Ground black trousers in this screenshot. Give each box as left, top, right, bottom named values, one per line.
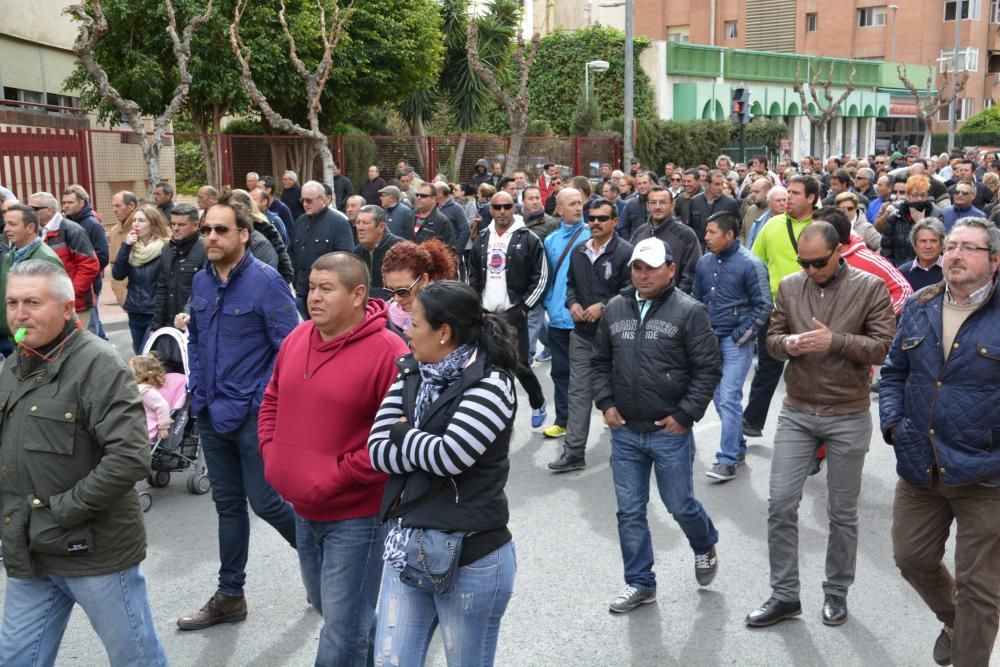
left=743, top=320, right=785, bottom=431
left=500, top=305, right=546, bottom=410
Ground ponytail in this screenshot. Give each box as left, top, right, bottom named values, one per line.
left=478, top=312, right=518, bottom=372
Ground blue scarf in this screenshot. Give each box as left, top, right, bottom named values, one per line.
left=11, top=238, right=41, bottom=265
left=414, top=344, right=475, bottom=428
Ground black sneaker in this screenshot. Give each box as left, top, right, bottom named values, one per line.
left=706, top=463, right=736, bottom=481
left=548, top=453, right=586, bottom=473
left=694, top=546, right=718, bottom=585
left=742, top=421, right=763, bottom=438
left=608, top=585, right=656, bottom=613
left=933, top=625, right=953, bottom=665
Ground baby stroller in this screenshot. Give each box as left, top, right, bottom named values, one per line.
left=138, top=327, right=210, bottom=513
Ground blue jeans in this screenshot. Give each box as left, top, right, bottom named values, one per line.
left=87, top=300, right=108, bottom=340
left=198, top=409, right=297, bottom=597
left=548, top=327, right=572, bottom=426
left=0, top=564, right=167, bottom=667
left=296, top=514, right=385, bottom=667
left=526, top=302, right=547, bottom=361
left=126, top=311, right=153, bottom=355
left=374, top=541, right=516, bottom=667
left=610, top=427, right=719, bottom=591
left=713, top=336, right=754, bottom=466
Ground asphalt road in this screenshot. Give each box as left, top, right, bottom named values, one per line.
left=6, top=328, right=989, bottom=666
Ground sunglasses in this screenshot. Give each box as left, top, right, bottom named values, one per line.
left=671, top=177, right=682, bottom=182
left=300, top=197, right=318, bottom=205
left=200, top=224, right=237, bottom=236
left=797, top=252, right=834, bottom=269
left=956, top=190, right=974, bottom=196
left=387, top=275, right=421, bottom=299
left=589, top=214, right=614, bottom=222
left=490, top=203, right=514, bottom=210
left=415, top=193, right=433, bottom=199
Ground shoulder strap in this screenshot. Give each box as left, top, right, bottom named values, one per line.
left=553, top=225, right=586, bottom=278
left=785, top=214, right=798, bottom=255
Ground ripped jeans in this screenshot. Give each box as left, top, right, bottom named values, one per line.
left=373, top=540, right=516, bottom=667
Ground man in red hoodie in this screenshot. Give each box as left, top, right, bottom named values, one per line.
left=259, top=251, right=407, bottom=667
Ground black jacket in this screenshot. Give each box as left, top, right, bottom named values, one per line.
left=686, top=193, right=739, bottom=249
left=406, top=207, right=455, bottom=248
left=353, top=232, right=403, bottom=301
left=565, top=235, right=634, bottom=339
left=469, top=224, right=547, bottom=310
left=629, top=215, right=702, bottom=294
left=619, top=194, right=648, bottom=240
left=111, top=242, right=162, bottom=316
left=291, top=208, right=356, bottom=297
left=592, top=285, right=721, bottom=432
left=281, top=183, right=305, bottom=221
left=380, top=353, right=513, bottom=565
left=67, top=202, right=109, bottom=293
left=253, top=219, right=293, bottom=282
left=333, top=174, right=353, bottom=211
left=360, top=177, right=386, bottom=206
left=674, top=187, right=703, bottom=227
left=880, top=201, right=944, bottom=266
left=438, top=197, right=471, bottom=253
left=151, top=234, right=206, bottom=330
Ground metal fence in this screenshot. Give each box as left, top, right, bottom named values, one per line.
left=0, top=126, right=619, bottom=216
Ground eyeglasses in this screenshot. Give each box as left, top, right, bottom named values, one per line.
left=839, top=206, right=857, bottom=213
left=387, top=275, right=421, bottom=299
left=490, top=203, right=514, bottom=211
left=301, top=197, right=318, bottom=205
left=200, top=224, right=237, bottom=237
left=671, top=177, right=682, bottom=182
left=944, top=243, right=991, bottom=255
left=796, top=252, right=834, bottom=269
left=415, top=193, right=433, bottom=199
left=589, top=214, right=614, bottom=222
left=955, top=190, right=974, bottom=196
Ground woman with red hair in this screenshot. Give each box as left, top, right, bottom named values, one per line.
left=381, top=239, right=456, bottom=332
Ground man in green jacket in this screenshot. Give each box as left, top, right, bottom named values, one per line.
left=0, top=204, right=65, bottom=355
left=0, top=259, right=167, bottom=666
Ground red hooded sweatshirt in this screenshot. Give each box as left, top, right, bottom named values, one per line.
left=258, top=299, right=409, bottom=521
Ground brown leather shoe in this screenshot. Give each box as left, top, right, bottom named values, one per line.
left=176, top=593, right=247, bottom=631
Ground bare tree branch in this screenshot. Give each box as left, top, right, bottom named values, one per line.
left=792, top=60, right=856, bottom=157
left=897, top=63, right=969, bottom=154
left=67, top=0, right=211, bottom=188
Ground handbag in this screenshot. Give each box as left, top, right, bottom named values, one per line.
left=384, top=476, right=465, bottom=595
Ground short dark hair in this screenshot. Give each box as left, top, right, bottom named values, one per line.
left=788, top=175, right=821, bottom=205
left=498, top=176, right=516, bottom=190
left=522, top=185, right=541, bottom=198
left=213, top=190, right=255, bottom=241
left=154, top=181, right=175, bottom=196
left=588, top=197, right=618, bottom=219
left=601, top=181, right=620, bottom=195
left=260, top=175, right=276, bottom=193
left=570, top=176, right=591, bottom=197
left=811, top=206, right=851, bottom=245
left=171, top=203, right=200, bottom=222
left=832, top=169, right=853, bottom=187
left=4, top=203, right=40, bottom=233
left=322, top=183, right=333, bottom=198
left=310, top=251, right=370, bottom=304
left=683, top=168, right=700, bottom=179
left=706, top=211, right=739, bottom=236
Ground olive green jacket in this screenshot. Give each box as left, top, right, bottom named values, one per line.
left=0, top=240, right=65, bottom=337
left=0, top=328, right=150, bottom=578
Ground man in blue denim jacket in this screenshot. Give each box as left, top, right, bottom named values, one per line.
left=178, top=192, right=300, bottom=631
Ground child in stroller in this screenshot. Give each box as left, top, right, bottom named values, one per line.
left=129, top=353, right=174, bottom=443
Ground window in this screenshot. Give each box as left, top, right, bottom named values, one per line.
left=724, top=20, right=738, bottom=39
left=986, top=98, right=996, bottom=109
left=992, top=0, right=1000, bottom=22
left=806, top=13, right=818, bottom=32
left=945, top=0, right=981, bottom=20
left=857, top=6, right=888, bottom=26
left=667, top=26, right=690, bottom=43
left=939, top=47, right=979, bottom=72
left=938, top=98, right=976, bottom=121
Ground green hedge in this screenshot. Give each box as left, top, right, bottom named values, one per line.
left=634, top=119, right=734, bottom=168
left=930, top=131, right=1000, bottom=154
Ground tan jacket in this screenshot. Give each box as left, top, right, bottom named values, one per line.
left=107, top=215, right=132, bottom=305
left=766, top=262, right=896, bottom=415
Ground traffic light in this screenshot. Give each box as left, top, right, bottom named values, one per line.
left=731, top=87, right=751, bottom=126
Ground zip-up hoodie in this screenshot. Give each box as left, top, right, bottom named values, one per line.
left=470, top=217, right=548, bottom=312
left=544, top=220, right=591, bottom=329
left=258, top=299, right=409, bottom=521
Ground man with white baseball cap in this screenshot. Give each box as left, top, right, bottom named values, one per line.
left=591, top=236, right=723, bottom=614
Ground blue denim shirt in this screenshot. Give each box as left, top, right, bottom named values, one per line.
left=188, top=250, right=298, bottom=432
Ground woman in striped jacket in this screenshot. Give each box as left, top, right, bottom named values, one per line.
left=368, top=280, right=519, bottom=667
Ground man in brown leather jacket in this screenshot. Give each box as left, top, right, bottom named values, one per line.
left=745, top=221, right=896, bottom=629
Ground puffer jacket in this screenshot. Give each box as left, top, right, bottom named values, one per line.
left=151, top=234, right=206, bottom=331
left=592, top=285, right=721, bottom=431
left=880, top=279, right=1000, bottom=486
left=692, top=240, right=772, bottom=345
left=880, top=201, right=943, bottom=266
left=766, top=262, right=896, bottom=415
left=111, top=241, right=163, bottom=315
left=0, top=328, right=150, bottom=578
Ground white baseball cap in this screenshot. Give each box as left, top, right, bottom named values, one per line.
left=628, top=238, right=674, bottom=268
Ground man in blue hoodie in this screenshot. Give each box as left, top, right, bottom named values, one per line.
left=542, top=187, right=590, bottom=438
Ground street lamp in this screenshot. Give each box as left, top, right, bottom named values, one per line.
left=585, top=60, right=610, bottom=103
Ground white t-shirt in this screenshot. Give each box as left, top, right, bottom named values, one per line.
left=482, top=217, right=526, bottom=313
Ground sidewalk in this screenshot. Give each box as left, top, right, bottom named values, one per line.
left=97, top=268, right=129, bottom=333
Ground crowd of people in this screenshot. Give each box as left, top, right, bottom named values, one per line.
left=0, top=141, right=999, bottom=666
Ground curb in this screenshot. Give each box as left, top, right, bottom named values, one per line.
left=104, top=319, right=129, bottom=334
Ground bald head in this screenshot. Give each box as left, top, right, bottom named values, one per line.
left=556, top=187, right=583, bottom=225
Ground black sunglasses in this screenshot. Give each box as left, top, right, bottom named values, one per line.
left=387, top=275, right=421, bottom=299
left=490, top=203, right=514, bottom=211
left=415, top=193, right=433, bottom=199
left=589, top=214, right=614, bottom=222
left=797, top=252, right=834, bottom=269
left=200, top=224, right=237, bottom=236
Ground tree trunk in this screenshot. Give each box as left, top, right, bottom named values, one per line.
left=198, top=131, right=216, bottom=190
left=140, top=136, right=161, bottom=194
left=454, top=134, right=468, bottom=182
left=820, top=123, right=830, bottom=161
left=506, top=115, right=525, bottom=176
left=411, top=118, right=428, bottom=178
left=317, top=134, right=334, bottom=186
left=920, top=118, right=933, bottom=157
